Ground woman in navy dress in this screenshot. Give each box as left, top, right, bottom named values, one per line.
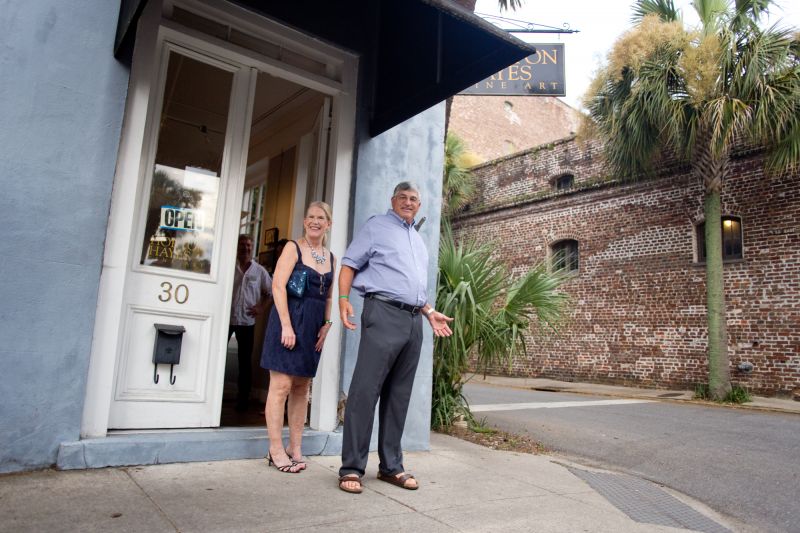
left=261, top=201, right=334, bottom=473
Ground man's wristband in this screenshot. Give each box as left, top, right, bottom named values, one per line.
left=424, top=308, right=435, bottom=317
left=324, top=319, right=333, bottom=325
left=339, top=295, right=349, bottom=300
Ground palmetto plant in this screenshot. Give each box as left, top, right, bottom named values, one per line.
left=583, top=0, right=800, bottom=399
left=432, top=224, right=567, bottom=428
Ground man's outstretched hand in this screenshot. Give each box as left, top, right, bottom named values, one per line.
left=427, top=311, right=454, bottom=337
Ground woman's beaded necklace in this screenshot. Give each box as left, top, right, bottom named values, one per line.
left=305, top=238, right=326, bottom=265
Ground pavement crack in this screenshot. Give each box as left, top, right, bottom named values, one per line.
left=122, top=468, right=181, bottom=532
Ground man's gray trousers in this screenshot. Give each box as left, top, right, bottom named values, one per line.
left=339, top=297, right=423, bottom=478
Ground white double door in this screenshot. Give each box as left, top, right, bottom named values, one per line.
left=108, top=41, right=259, bottom=429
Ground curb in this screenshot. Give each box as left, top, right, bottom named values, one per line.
left=472, top=377, right=800, bottom=416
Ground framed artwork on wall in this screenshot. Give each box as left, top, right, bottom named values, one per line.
left=259, top=226, right=279, bottom=273
left=261, top=226, right=278, bottom=250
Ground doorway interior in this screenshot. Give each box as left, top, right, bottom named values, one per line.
left=220, top=71, right=331, bottom=426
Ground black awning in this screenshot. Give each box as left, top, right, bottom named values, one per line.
left=114, top=0, right=148, bottom=63
left=115, top=0, right=532, bottom=137
left=370, top=0, right=533, bottom=136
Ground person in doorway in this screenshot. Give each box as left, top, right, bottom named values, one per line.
left=261, top=201, right=335, bottom=473
left=229, top=234, right=272, bottom=413
left=337, top=182, right=453, bottom=494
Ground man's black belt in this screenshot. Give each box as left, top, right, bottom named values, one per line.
left=366, top=293, right=421, bottom=315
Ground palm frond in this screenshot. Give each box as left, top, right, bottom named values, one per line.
left=765, top=110, right=800, bottom=173
left=443, top=133, right=477, bottom=216
left=731, top=0, right=772, bottom=32
left=692, top=0, right=729, bottom=34
left=497, top=0, right=523, bottom=12
left=632, top=0, right=680, bottom=23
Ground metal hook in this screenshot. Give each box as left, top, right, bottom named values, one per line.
left=169, top=364, right=177, bottom=385
left=153, top=364, right=160, bottom=384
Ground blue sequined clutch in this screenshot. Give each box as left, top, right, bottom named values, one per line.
left=286, top=270, right=308, bottom=298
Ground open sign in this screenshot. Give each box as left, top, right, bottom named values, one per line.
left=159, top=206, right=203, bottom=232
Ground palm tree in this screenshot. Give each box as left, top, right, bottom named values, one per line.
left=583, top=0, right=800, bottom=399
left=443, top=132, right=480, bottom=216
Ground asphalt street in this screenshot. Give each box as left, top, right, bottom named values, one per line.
left=464, top=382, right=800, bottom=533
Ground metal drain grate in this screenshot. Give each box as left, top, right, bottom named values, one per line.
left=568, top=467, right=730, bottom=533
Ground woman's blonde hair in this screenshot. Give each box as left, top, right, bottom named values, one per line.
left=304, top=201, right=332, bottom=246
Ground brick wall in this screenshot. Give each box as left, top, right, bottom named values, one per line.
left=448, top=95, right=579, bottom=162
left=453, top=138, right=800, bottom=396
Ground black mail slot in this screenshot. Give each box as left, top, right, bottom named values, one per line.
left=152, top=323, right=185, bottom=365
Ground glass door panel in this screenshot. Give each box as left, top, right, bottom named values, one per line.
left=140, top=51, right=234, bottom=273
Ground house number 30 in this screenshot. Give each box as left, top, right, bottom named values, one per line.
left=158, top=282, right=189, bottom=304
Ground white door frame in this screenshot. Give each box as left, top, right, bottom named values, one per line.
left=110, top=40, right=256, bottom=429
left=292, top=97, right=331, bottom=237
left=82, top=0, right=356, bottom=437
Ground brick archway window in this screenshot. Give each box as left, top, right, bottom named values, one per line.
left=554, top=173, right=574, bottom=191
left=551, top=239, right=579, bottom=272
left=696, top=216, right=743, bottom=262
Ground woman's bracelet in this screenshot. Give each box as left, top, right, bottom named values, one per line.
left=338, top=295, right=349, bottom=300
left=324, top=319, right=333, bottom=325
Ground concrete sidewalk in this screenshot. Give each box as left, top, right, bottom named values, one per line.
left=0, top=433, right=734, bottom=532
left=473, top=375, right=800, bottom=415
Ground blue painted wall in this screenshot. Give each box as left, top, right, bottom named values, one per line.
left=0, top=2, right=129, bottom=473
left=341, top=102, right=446, bottom=451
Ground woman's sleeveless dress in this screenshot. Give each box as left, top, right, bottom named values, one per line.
left=260, top=241, right=334, bottom=378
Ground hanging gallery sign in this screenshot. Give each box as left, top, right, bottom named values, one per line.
left=459, top=44, right=565, bottom=96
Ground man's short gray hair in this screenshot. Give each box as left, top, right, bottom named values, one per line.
left=393, top=181, right=421, bottom=198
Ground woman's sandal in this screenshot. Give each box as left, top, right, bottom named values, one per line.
left=377, top=471, right=418, bottom=490
left=286, top=449, right=307, bottom=470
left=267, top=453, right=301, bottom=474
left=338, top=474, right=363, bottom=494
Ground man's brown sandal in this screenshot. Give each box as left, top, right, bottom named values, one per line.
left=338, top=474, right=363, bottom=494
left=377, top=471, right=418, bottom=490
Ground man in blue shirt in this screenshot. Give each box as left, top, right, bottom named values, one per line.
left=337, top=182, right=453, bottom=494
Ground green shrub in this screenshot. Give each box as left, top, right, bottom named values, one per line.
left=694, top=383, right=711, bottom=400
left=724, top=385, right=752, bottom=404
left=694, top=383, right=751, bottom=404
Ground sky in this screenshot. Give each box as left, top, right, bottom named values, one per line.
left=474, top=0, right=800, bottom=109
